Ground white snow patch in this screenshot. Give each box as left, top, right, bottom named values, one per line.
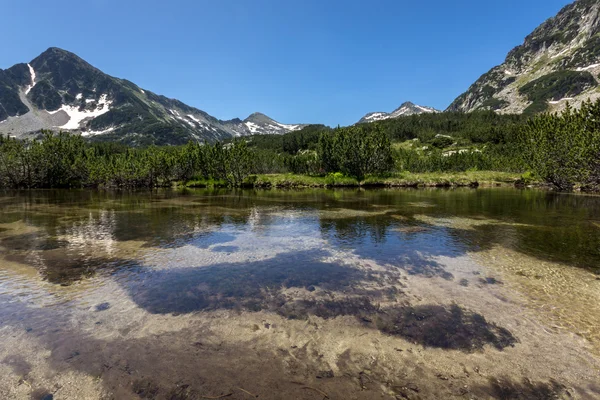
left=548, top=97, right=574, bottom=104
left=551, top=46, right=572, bottom=59
left=85, top=99, right=96, bottom=103
left=50, top=94, right=113, bottom=130
left=416, top=105, right=435, bottom=113
left=140, top=89, right=145, bottom=94
left=576, top=63, right=600, bottom=71
left=81, top=127, right=116, bottom=137
left=187, top=114, right=202, bottom=124
left=274, top=121, right=301, bottom=131
left=365, top=112, right=390, bottom=121
left=25, top=64, right=37, bottom=94
left=180, top=117, right=195, bottom=128
left=170, top=109, right=181, bottom=116
left=245, top=121, right=261, bottom=133
left=76, top=93, right=83, bottom=100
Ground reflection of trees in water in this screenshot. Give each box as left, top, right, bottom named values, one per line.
left=320, top=213, right=456, bottom=280
left=0, top=198, right=257, bottom=284
left=3, top=187, right=600, bottom=286
left=318, top=189, right=600, bottom=273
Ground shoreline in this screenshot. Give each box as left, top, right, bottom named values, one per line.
left=184, top=171, right=527, bottom=189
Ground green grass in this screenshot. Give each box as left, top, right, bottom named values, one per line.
left=362, top=171, right=522, bottom=187
left=253, top=173, right=358, bottom=187
left=179, top=171, right=527, bottom=189
left=178, top=171, right=525, bottom=189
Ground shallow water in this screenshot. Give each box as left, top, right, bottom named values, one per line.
left=1, top=188, right=599, bottom=399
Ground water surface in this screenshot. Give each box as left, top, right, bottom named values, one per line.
left=1, top=188, right=599, bottom=399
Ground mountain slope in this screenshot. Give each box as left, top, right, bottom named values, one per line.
left=358, top=102, right=439, bottom=123
left=448, top=0, right=600, bottom=114
left=0, top=48, right=305, bottom=145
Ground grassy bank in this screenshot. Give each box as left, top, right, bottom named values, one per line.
left=183, top=171, right=524, bottom=189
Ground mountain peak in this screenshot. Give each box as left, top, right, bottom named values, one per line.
left=448, top=0, right=600, bottom=114
left=0, top=48, right=307, bottom=144
left=245, top=112, right=271, bottom=121
left=34, top=47, right=85, bottom=63
left=359, top=102, right=439, bottom=124
left=241, top=112, right=306, bottom=136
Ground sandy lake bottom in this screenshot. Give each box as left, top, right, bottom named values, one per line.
left=1, top=188, right=600, bottom=399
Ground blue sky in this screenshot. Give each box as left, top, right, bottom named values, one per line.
left=1, top=0, right=572, bottom=126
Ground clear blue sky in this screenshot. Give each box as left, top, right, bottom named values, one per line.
left=1, top=0, right=572, bottom=126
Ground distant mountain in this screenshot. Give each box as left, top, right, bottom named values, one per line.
left=448, top=0, right=600, bottom=114
left=358, top=102, right=439, bottom=123
left=242, top=112, right=306, bottom=135
left=0, top=48, right=306, bottom=145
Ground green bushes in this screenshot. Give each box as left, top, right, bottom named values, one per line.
left=318, top=125, right=394, bottom=181
left=518, top=100, right=600, bottom=190
left=0, top=133, right=254, bottom=188
left=6, top=107, right=582, bottom=189
left=519, top=70, right=597, bottom=103
left=431, top=135, right=454, bottom=149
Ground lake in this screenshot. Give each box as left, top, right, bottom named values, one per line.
left=1, top=188, right=599, bottom=399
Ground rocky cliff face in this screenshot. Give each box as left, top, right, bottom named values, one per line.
left=0, top=48, right=305, bottom=145
left=448, top=0, right=600, bottom=114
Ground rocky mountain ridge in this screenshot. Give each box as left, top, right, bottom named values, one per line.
left=358, top=102, right=439, bottom=123
left=448, top=0, right=600, bottom=114
left=0, top=48, right=306, bottom=145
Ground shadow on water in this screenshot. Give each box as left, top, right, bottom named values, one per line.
left=477, top=377, right=568, bottom=400
left=126, top=250, right=373, bottom=314
left=125, top=250, right=516, bottom=352
left=210, top=245, right=240, bottom=253
left=5, top=252, right=136, bottom=286
left=374, top=303, right=515, bottom=351
left=0, top=232, right=68, bottom=251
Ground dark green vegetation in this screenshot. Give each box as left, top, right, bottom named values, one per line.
left=519, top=100, right=600, bottom=191
left=244, top=111, right=527, bottom=177
left=0, top=111, right=529, bottom=189
left=519, top=70, right=597, bottom=115
left=1, top=98, right=599, bottom=191
left=0, top=132, right=254, bottom=188
left=317, top=125, right=393, bottom=181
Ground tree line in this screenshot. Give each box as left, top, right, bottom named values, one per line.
left=1, top=101, right=599, bottom=190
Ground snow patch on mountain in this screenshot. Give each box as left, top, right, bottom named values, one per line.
left=549, top=97, right=575, bottom=104
left=576, top=63, right=600, bottom=71
left=245, top=121, right=261, bottom=134
left=362, top=112, right=389, bottom=122
left=275, top=121, right=301, bottom=131
left=359, top=102, right=440, bottom=124
left=416, top=105, right=436, bottom=113
left=81, top=126, right=116, bottom=137
left=25, top=64, right=36, bottom=94
left=187, top=114, right=202, bottom=124
left=51, top=94, right=113, bottom=129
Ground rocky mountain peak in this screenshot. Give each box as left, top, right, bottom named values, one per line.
left=448, top=0, right=600, bottom=114
left=0, top=48, right=307, bottom=144
left=358, top=101, right=440, bottom=124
